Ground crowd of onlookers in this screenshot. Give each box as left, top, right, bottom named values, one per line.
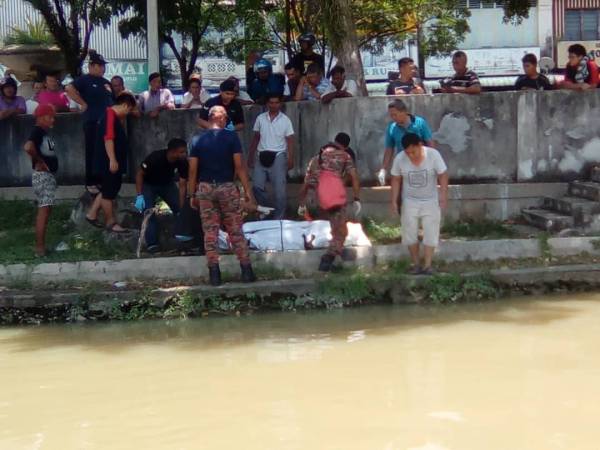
left=3, top=40, right=600, bottom=124
left=7, top=37, right=600, bottom=284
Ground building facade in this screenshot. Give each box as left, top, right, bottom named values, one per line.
left=554, top=0, right=600, bottom=65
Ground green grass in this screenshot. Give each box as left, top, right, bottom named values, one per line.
left=0, top=200, right=130, bottom=265
left=441, top=219, right=516, bottom=240
left=361, top=217, right=402, bottom=244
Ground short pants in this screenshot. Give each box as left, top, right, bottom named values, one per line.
left=401, top=200, right=441, bottom=247
left=100, top=172, right=123, bottom=200
left=32, top=171, right=57, bottom=208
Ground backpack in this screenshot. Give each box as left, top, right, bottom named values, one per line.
left=317, top=170, right=346, bottom=210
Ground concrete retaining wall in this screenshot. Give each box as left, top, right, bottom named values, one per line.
left=2, top=237, right=600, bottom=285
left=3, top=90, right=600, bottom=186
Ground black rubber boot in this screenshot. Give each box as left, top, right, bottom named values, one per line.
left=341, top=248, right=357, bottom=262
left=208, top=264, right=222, bottom=286
left=240, top=263, right=257, bottom=283
left=319, top=254, right=335, bottom=272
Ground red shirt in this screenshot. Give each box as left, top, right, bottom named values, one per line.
left=37, top=90, right=70, bottom=110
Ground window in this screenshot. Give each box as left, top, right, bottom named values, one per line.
left=565, top=9, right=600, bottom=41
left=465, top=1, right=535, bottom=8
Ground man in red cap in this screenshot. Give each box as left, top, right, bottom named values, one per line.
left=23, top=104, right=59, bottom=257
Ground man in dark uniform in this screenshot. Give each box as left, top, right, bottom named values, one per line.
left=66, top=51, right=114, bottom=194
left=290, top=33, right=325, bottom=75
left=198, top=79, right=245, bottom=131
left=189, top=105, right=257, bottom=286
left=134, top=138, right=189, bottom=252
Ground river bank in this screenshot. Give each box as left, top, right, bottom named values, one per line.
left=3, top=259, right=600, bottom=325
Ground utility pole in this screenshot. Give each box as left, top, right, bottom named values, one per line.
left=147, top=0, right=160, bottom=74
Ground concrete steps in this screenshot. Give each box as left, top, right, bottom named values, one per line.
left=568, top=181, right=600, bottom=202
left=521, top=208, right=574, bottom=232
left=523, top=169, right=600, bottom=232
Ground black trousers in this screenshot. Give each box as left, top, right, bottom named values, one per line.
left=83, top=121, right=100, bottom=187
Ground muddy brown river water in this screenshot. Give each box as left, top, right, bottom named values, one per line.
left=2, top=293, right=600, bottom=449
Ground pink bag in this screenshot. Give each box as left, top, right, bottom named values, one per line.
left=317, top=170, right=347, bottom=210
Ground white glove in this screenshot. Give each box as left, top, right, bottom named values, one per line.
left=353, top=200, right=362, bottom=217
left=297, top=205, right=307, bottom=217
left=377, top=169, right=386, bottom=186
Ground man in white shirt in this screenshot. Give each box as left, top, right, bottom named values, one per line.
left=321, top=65, right=359, bottom=104
left=138, top=72, right=176, bottom=117
left=248, top=93, right=295, bottom=220
left=181, top=75, right=210, bottom=109
left=390, top=133, right=449, bottom=275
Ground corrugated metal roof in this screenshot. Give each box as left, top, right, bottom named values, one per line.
left=0, top=0, right=146, bottom=60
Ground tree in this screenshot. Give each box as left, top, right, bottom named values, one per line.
left=501, top=0, right=534, bottom=25
left=323, top=0, right=367, bottom=95
left=118, top=0, right=246, bottom=90
left=23, top=0, right=124, bottom=77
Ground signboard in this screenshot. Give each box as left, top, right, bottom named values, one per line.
left=425, top=47, right=541, bottom=78
left=80, top=60, right=148, bottom=94
left=557, top=41, right=600, bottom=67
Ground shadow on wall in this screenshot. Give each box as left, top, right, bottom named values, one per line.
left=2, top=90, right=600, bottom=187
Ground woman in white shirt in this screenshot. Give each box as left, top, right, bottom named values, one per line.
left=182, top=77, right=210, bottom=109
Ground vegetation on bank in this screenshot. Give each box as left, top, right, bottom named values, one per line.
left=0, top=263, right=499, bottom=325
left=0, top=200, right=130, bottom=265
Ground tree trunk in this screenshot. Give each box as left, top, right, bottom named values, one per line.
left=322, top=0, right=367, bottom=96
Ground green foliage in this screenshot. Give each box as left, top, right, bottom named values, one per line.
left=0, top=200, right=130, bottom=265
left=538, top=231, right=551, bottom=260
left=501, top=0, right=532, bottom=25
left=441, top=220, right=516, bottom=240
left=362, top=217, right=401, bottom=244
left=23, top=0, right=127, bottom=76
left=4, top=18, right=55, bottom=46
left=422, top=274, right=497, bottom=304
left=317, top=268, right=374, bottom=303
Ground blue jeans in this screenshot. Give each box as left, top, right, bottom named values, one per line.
left=252, top=152, right=288, bottom=220
left=142, top=182, right=180, bottom=247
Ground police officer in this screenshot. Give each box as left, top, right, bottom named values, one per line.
left=188, top=105, right=257, bottom=286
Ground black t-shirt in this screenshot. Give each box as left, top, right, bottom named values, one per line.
left=28, top=126, right=58, bottom=173
left=141, top=149, right=189, bottom=185
left=72, top=74, right=114, bottom=124
left=386, top=79, right=417, bottom=95
left=199, top=96, right=245, bottom=128
left=93, top=108, right=128, bottom=176
left=190, top=129, right=242, bottom=183
left=290, top=52, right=325, bottom=75
left=515, top=74, right=552, bottom=91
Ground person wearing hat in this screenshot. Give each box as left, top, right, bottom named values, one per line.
left=290, top=33, right=325, bottom=75
left=198, top=79, right=245, bottom=131
left=247, top=58, right=285, bottom=105
left=0, top=76, right=26, bottom=120
left=23, top=104, right=59, bottom=256
left=138, top=72, right=175, bottom=117
left=65, top=51, right=114, bottom=194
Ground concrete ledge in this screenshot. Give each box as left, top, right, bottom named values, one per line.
left=3, top=237, right=600, bottom=285
left=490, top=264, right=600, bottom=284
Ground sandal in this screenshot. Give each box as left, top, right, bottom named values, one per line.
left=408, top=265, right=421, bottom=275
left=85, top=217, right=103, bottom=228
left=106, top=223, right=128, bottom=234
left=419, top=267, right=435, bottom=276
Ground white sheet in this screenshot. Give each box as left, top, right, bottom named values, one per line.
left=218, top=220, right=372, bottom=252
